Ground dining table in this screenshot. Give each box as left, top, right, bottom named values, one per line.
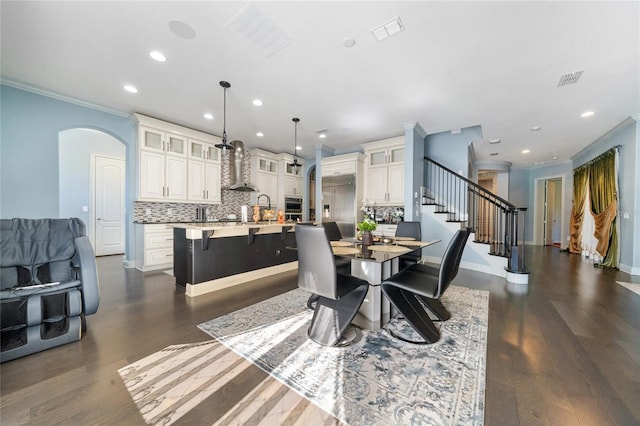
left=330, top=237, right=441, bottom=331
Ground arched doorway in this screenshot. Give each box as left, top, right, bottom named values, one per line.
left=59, top=128, right=126, bottom=255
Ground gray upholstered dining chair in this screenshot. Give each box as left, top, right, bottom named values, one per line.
left=322, top=221, right=351, bottom=275
left=381, top=227, right=470, bottom=344
left=295, top=224, right=369, bottom=346
left=395, top=221, right=422, bottom=269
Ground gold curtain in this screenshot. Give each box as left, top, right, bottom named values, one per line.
left=588, top=149, right=618, bottom=267
left=569, top=166, right=589, bottom=254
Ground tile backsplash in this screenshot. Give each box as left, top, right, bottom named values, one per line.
left=134, top=149, right=253, bottom=223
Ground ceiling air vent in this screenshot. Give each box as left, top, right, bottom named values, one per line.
left=557, top=70, right=584, bottom=87
left=372, top=17, right=405, bottom=41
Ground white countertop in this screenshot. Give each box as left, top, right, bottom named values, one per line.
left=169, top=221, right=296, bottom=239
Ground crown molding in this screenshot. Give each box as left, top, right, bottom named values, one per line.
left=1, top=78, right=130, bottom=118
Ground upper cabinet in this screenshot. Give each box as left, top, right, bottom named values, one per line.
left=321, top=152, right=364, bottom=177
left=278, top=153, right=304, bottom=198
left=362, top=137, right=405, bottom=206
left=140, top=127, right=187, bottom=156
left=249, top=149, right=279, bottom=207
left=134, top=114, right=222, bottom=204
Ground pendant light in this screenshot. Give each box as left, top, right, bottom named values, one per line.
left=215, top=81, right=232, bottom=154
left=288, top=117, right=301, bottom=172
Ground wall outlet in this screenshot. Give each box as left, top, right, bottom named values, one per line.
left=82, top=205, right=88, bottom=212
left=146, top=208, right=151, bottom=215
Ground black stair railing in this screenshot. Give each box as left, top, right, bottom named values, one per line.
left=423, top=155, right=527, bottom=274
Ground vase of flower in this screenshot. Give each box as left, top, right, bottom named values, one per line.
left=357, top=217, right=377, bottom=246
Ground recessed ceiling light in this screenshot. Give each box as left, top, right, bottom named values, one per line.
left=531, top=125, right=541, bottom=131
left=552, top=156, right=559, bottom=160
left=296, top=146, right=302, bottom=151
left=581, top=111, right=595, bottom=118
left=252, top=99, right=263, bottom=106
left=123, top=84, right=138, bottom=93
left=256, top=132, right=264, bottom=137
left=343, top=37, right=356, bottom=48
left=149, top=51, right=166, bottom=62
left=204, top=113, right=213, bottom=120
left=319, top=134, right=327, bottom=139
left=521, top=149, right=530, bottom=154
left=488, top=139, right=501, bottom=144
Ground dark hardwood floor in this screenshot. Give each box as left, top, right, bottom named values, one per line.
left=1, top=246, right=639, bottom=425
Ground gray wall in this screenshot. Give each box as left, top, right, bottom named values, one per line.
left=1, top=84, right=136, bottom=260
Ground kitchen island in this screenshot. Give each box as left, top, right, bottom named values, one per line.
left=171, top=222, right=297, bottom=297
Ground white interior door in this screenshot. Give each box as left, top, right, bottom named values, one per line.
left=95, top=155, right=125, bottom=256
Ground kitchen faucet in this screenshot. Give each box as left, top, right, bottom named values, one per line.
left=257, top=194, right=271, bottom=210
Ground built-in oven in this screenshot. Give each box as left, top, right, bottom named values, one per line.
left=285, top=197, right=302, bottom=219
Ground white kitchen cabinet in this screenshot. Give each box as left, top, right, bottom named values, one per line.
left=253, top=172, right=278, bottom=206
left=187, top=160, right=221, bottom=204
left=189, top=138, right=220, bottom=162
left=135, top=224, right=174, bottom=271
left=250, top=149, right=279, bottom=207
left=135, top=114, right=222, bottom=203
left=362, top=137, right=405, bottom=206
left=278, top=153, right=304, bottom=207
left=140, top=126, right=187, bottom=156
left=139, top=151, right=187, bottom=201
left=283, top=175, right=303, bottom=196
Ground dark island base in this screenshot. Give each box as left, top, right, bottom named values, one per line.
left=173, top=228, right=297, bottom=290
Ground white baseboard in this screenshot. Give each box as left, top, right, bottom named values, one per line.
left=186, top=261, right=298, bottom=297
left=619, top=263, right=640, bottom=276
left=122, top=258, right=135, bottom=269
left=422, top=255, right=506, bottom=278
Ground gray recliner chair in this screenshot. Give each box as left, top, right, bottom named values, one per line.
left=0, top=218, right=99, bottom=363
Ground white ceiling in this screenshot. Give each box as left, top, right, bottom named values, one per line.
left=2, top=1, right=638, bottom=166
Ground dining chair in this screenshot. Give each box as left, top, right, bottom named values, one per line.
left=295, top=224, right=369, bottom=346
left=381, top=227, right=470, bottom=344
left=322, top=221, right=351, bottom=275
left=395, top=221, right=422, bottom=269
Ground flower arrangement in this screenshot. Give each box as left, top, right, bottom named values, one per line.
left=357, top=217, right=377, bottom=232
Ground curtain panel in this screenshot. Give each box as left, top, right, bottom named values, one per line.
left=569, top=166, right=589, bottom=253
left=570, top=147, right=619, bottom=268
left=588, top=150, right=618, bottom=268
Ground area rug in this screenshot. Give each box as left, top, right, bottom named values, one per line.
left=617, top=281, right=640, bottom=296
left=119, top=285, right=487, bottom=425
left=200, top=285, right=488, bottom=425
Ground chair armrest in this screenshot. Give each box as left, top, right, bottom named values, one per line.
left=74, top=236, right=100, bottom=315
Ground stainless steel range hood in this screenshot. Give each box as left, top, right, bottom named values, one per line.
left=227, top=140, right=258, bottom=192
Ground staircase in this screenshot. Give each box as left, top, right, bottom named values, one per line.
left=422, top=156, right=528, bottom=281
